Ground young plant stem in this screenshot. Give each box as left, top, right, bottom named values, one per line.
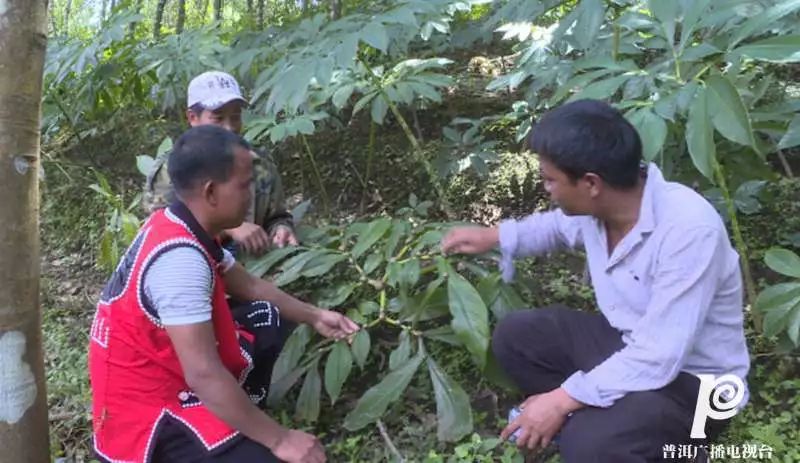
left=300, top=134, right=331, bottom=216
left=714, top=161, right=760, bottom=330
left=358, top=57, right=454, bottom=218
left=362, top=120, right=376, bottom=212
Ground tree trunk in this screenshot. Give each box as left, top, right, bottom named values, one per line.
left=0, top=1, right=50, bottom=461
left=246, top=0, right=253, bottom=15
left=176, top=0, right=187, bottom=34
left=214, top=0, right=222, bottom=22
left=330, top=0, right=342, bottom=20
left=153, top=0, right=169, bottom=38
left=300, top=0, right=309, bottom=13
left=257, top=0, right=265, bottom=29
left=101, top=0, right=108, bottom=21
left=63, top=0, right=73, bottom=34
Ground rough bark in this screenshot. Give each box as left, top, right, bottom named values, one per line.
left=176, top=0, right=187, bottom=34
left=0, top=0, right=50, bottom=460
left=330, top=0, right=342, bottom=20
left=257, top=0, right=265, bottom=29
left=214, top=0, right=222, bottom=21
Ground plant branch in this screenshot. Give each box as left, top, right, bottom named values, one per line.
left=777, top=150, right=794, bottom=178
left=714, top=161, right=760, bottom=330
left=300, top=134, right=331, bottom=216
left=377, top=419, right=405, bottom=463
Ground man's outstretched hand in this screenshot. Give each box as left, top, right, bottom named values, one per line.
left=311, top=309, right=360, bottom=341
left=441, top=226, right=499, bottom=255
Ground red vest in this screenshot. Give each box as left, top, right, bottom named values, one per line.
left=89, top=205, right=254, bottom=462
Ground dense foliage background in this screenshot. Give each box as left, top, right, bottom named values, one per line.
left=41, top=0, right=800, bottom=461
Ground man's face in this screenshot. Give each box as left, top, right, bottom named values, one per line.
left=539, top=158, right=592, bottom=216
left=188, top=100, right=243, bottom=134
left=212, top=145, right=253, bottom=228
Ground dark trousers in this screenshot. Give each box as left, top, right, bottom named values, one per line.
left=149, top=300, right=289, bottom=463
left=151, top=418, right=280, bottom=462
left=492, top=306, right=726, bottom=463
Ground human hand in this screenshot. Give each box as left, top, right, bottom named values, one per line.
left=271, top=225, right=299, bottom=248
left=311, top=309, right=360, bottom=341
left=441, top=226, right=499, bottom=255
left=227, top=222, right=270, bottom=256
left=500, top=388, right=582, bottom=451
left=271, top=429, right=326, bottom=463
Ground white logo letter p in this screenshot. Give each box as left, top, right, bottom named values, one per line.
left=690, top=374, right=745, bottom=439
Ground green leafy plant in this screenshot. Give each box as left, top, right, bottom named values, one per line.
left=245, top=207, right=525, bottom=442
left=89, top=171, right=141, bottom=273
left=755, top=247, right=800, bottom=347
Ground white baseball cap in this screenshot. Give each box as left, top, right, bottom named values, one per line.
left=187, top=71, right=248, bottom=110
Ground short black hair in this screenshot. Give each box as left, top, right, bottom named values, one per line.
left=528, top=99, right=643, bottom=189
left=168, top=125, right=250, bottom=195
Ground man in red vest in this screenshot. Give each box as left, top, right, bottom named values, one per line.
left=89, top=125, right=359, bottom=463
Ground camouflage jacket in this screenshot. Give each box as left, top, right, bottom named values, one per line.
left=143, top=147, right=294, bottom=234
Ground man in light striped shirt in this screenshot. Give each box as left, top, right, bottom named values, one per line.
left=442, top=100, right=750, bottom=462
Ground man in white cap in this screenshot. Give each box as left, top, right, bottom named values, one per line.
left=145, top=70, right=298, bottom=255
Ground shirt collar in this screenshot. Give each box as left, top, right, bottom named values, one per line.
left=167, top=201, right=224, bottom=263
left=636, top=162, right=663, bottom=235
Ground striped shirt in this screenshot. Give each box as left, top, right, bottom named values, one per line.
left=144, top=247, right=236, bottom=325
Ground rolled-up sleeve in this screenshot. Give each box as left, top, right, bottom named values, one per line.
left=562, top=225, right=727, bottom=407
left=498, top=209, right=583, bottom=281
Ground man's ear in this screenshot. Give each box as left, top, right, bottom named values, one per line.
left=186, top=109, right=199, bottom=126
left=202, top=180, right=218, bottom=206
left=583, top=172, right=603, bottom=198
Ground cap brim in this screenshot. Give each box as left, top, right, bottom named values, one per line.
left=199, top=95, right=249, bottom=110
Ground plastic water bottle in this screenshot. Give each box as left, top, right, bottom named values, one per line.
left=507, top=406, right=523, bottom=443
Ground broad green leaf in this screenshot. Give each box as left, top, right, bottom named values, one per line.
left=756, top=283, right=800, bottom=340
left=318, top=283, right=357, bottom=308
left=568, top=74, right=629, bottom=101
left=730, top=0, right=800, bottom=48
left=245, top=246, right=300, bottom=278
left=706, top=75, right=757, bottom=152
left=136, top=155, right=155, bottom=176
left=389, top=331, right=411, bottom=370
left=400, top=259, right=421, bottom=287
left=371, top=96, right=389, bottom=124
left=157, top=136, right=173, bottom=156
left=778, top=115, right=800, bottom=150
left=271, top=325, right=311, bottom=381
left=686, top=87, right=716, bottom=180
left=491, top=285, right=526, bottom=320
left=384, top=220, right=408, bottom=259
left=447, top=266, right=490, bottom=369
left=765, top=248, right=800, bottom=279
left=273, top=250, right=326, bottom=286
left=351, top=330, right=371, bottom=369
left=295, top=360, right=321, bottom=422
left=332, top=84, right=355, bottom=109
left=351, top=218, right=392, bottom=259
left=648, top=0, right=677, bottom=48
left=573, top=0, right=605, bottom=50
left=422, top=325, right=460, bottom=346
left=407, top=82, right=442, bottom=102
left=267, top=363, right=310, bottom=407
left=627, top=109, right=667, bottom=161
left=679, top=0, right=712, bottom=51
left=324, top=342, right=353, bottom=405
left=343, top=350, right=424, bottom=431
left=296, top=118, right=315, bottom=135
left=358, top=300, right=379, bottom=316
left=732, top=35, right=800, bottom=63
left=335, top=34, right=359, bottom=68
left=476, top=274, right=501, bottom=307
left=300, top=253, right=347, bottom=278
left=363, top=252, right=383, bottom=275
left=361, top=22, right=389, bottom=52
left=681, top=43, right=721, bottom=62
left=427, top=356, right=473, bottom=442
